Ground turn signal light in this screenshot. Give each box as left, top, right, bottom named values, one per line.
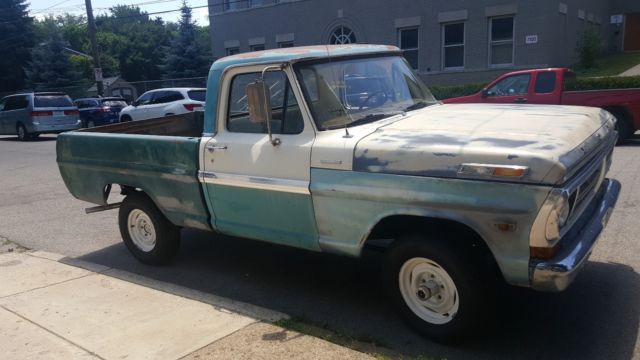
left=530, top=245, right=560, bottom=260
left=494, top=167, right=527, bottom=177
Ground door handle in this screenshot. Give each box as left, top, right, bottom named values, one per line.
left=513, top=98, right=527, bottom=103
left=206, top=144, right=227, bottom=152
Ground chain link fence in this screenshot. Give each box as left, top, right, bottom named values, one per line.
left=0, top=77, right=208, bottom=103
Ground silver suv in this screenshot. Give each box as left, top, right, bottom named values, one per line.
left=0, top=92, right=81, bottom=141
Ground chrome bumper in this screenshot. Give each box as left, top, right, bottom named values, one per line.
left=529, top=179, right=621, bottom=292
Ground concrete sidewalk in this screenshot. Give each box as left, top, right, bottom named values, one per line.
left=0, top=250, right=373, bottom=360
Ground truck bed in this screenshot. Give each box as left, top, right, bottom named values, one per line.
left=56, top=112, right=212, bottom=231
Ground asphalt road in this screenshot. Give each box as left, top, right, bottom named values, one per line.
left=0, top=133, right=639, bottom=359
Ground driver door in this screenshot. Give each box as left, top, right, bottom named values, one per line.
left=200, top=65, right=319, bottom=250
left=483, top=73, right=532, bottom=104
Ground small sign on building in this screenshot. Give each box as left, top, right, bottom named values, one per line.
left=610, top=14, right=623, bottom=24
left=525, top=35, right=538, bottom=44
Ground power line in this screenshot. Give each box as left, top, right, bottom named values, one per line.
left=31, top=0, right=76, bottom=14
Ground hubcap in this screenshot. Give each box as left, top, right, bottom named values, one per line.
left=399, top=257, right=459, bottom=325
left=127, top=209, right=156, bottom=252
left=88, top=121, right=95, bottom=127
left=18, top=127, right=25, bottom=139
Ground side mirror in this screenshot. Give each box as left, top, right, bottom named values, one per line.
left=481, top=89, right=489, bottom=98
left=132, top=100, right=139, bottom=107
left=246, top=73, right=281, bottom=146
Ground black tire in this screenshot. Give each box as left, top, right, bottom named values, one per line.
left=609, top=109, right=632, bottom=145
left=118, top=193, right=180, bottom=265
left=383, top=235, right=496, bottom=343
left=30, top=133, right=40, bottom=140
left=120, top=115, right=132, bottom=122
left=16, top=123, right=30, bottom=141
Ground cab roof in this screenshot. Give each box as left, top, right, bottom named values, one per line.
left=211, top=44, right=401, bottom=72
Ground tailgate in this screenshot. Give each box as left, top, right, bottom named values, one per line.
left=56, top=132, right=211, bottom=231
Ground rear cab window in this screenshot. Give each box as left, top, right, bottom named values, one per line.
left=534, top=72, right=556, bottom=93
left=34, top=95, right=73, bottom=108
left=187, top=90, right=206, bottom=102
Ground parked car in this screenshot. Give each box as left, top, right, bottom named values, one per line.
left=443, top=68, right=640, bottom=142
left=74, top=97, right=128, bottom=128
left=0, top=92, right=81, bottom=141
left=119, top=88, right=205, bottom=122
left=58, top=45, right=620, bottom=342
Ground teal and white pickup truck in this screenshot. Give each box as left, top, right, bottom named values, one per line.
left=57, top=45, right=621, bottom=342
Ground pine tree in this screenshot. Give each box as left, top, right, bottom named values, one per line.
left=24, top=21, right=83, bottom=91
left=161, top=1, right=211, bottom=79
left=0, top=0, right=34, bottom=92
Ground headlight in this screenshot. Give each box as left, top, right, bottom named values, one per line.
left=545, top=190, right=570, bottom=241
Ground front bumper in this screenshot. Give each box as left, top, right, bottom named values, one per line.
left=529, top=178, right=621, bottom=292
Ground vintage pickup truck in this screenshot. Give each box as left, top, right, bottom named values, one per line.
left=57, top=45, right=621, bottom=342
left=443, top=67, right=640, bottom=143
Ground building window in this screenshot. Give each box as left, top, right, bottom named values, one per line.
left=442, top=22, right=464, bottom=69
left=329, top=26, right=356, bottom=44
left=250, top=44, right=265, bottom=51
left=226, top=47, right=240, bottom=56
left=224, top=0, right=247, bottom=11
left=398, top=27, right=419, bottom=70
left=278, top=41, right=294, bottom=48
left=489, top=16, right=514, bottom=66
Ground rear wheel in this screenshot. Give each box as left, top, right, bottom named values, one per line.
left=87, top=120, right=95, bottom=128
left=383, top=235, right=496, bottom=343
left=16, top=124, right=29, bottom=141
left=118, top=193, right=180, bottom=265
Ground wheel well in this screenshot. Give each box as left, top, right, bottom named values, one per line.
left=603, top=106, right=634, bottom=131
left=364, top=215, right=502, bottom=279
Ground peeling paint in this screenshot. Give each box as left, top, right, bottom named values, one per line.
left=352, top=103, right=617, bottom=185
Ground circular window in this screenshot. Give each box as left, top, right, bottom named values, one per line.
left=329, top=26, right=357, bottom=44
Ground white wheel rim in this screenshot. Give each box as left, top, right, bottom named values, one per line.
left=399, top=257, right=459, bottom=325
left=127, top=209, right=156, bottom=252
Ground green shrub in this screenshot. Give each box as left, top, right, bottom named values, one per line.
left=565, top=75, right=640, bottom=91
left=576, top=29, right=603, bottom=69
left=430, top=83, right=485, bottom=100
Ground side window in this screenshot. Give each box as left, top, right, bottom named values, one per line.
left=486, top=74, right=531, bottom=97
left=227, top=71, right=304, bottom=135
left=136, top=92, right=154, bottom=105
left=0, top=98, right=6, bottom=111
left=5, top=96, right=28, bottom=111
left=154, top=91, right=184, bottom=104
left=535, top=72, right=556, bottom=93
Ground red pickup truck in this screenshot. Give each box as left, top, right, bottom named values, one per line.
left=443, top=68, right=640, bottom=142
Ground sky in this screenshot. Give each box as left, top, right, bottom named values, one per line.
left=28, top=0, right=210, bottom=25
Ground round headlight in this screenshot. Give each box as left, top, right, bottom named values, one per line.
left=545, top=191, right=570, bottom=241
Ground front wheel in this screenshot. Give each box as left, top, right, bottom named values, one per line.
left=118, top=193, right=180, bottom=265
left=383, top=236, right=496, bottom=343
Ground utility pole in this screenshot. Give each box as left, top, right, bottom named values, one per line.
left=84, top=0, right=103, bottom=96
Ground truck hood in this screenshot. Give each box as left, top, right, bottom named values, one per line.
left=353, top=103, right=616, bottom=185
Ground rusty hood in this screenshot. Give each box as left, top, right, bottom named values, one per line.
left=353, top=103, right=616, bottom=185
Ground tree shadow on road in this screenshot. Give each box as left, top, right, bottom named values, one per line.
left=0, top=135, right=57, bottom=142
left=76, top=229, right=640, bottom=360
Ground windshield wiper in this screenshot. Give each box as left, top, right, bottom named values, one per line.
left=347, top=112, right=404, bottom=128
left=404, top=101, right=432, bottom=112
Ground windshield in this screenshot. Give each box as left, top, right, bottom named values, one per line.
left=295, top=55, right=437, bottom=130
